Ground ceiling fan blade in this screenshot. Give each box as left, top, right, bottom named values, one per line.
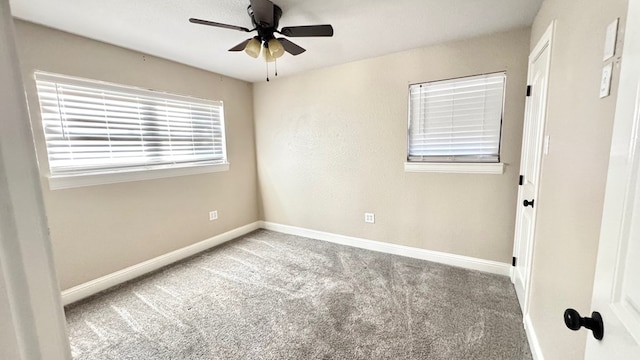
left=280, top=25, right=333, bottom=37
left=229, top=39, right=253, bottom=52
left=249, top=0, right=274, bottom=27
left=278, top=38, right=306, bottom=56
left=189, top=18, right=251, bottom=33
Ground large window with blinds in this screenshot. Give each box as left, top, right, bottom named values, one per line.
left=34, top=72, right=227, bottom=178
left=407, top=72, right=506, bottom=163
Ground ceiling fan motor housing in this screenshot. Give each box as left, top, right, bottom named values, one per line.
left=248, top=4, right=282, bottom=42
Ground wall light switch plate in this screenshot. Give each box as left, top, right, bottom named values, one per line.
left=209, top=210, right=218, bottom=221
left=603, top=18, right=619, bottom=61
left=600, top=63, right=613, bottom=99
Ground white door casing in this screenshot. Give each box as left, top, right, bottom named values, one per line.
left=512, top=22, right=554, bottom=314
left=0, top=0, right=71, bottom=358
left=586, top=0, right=640, bottom=357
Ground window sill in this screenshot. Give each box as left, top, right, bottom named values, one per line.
left=47, top=163, right=230, bottom=190
left=404, top=162, right=504, bottom=174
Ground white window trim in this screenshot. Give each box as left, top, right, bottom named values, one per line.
left=34, top=71, right=228, bottom=183
left=407, top=72, right=506, bottom=167
left=404, top=162, right=504, bottom=174
left=48, top=162, right=229, bottom=190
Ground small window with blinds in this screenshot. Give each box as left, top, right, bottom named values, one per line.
left=408, top=72, right=506, bottom=163
left=34, top=72, right=227, bottom=178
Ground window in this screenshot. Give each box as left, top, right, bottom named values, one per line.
left=34, top=72, right=227, bottom=184
left=407, top=72, right=506, bottom=165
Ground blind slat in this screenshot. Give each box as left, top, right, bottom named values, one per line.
left=408, top=72, right=505, bottom=162
left=35, top=72, right=227, bottom=176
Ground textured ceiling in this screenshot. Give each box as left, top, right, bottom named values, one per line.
left=9, top=0, right=543, bottom=83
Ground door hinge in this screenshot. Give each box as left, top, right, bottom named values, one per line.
left=526, top=85, right=532, bottom=97
left=519, top=175, right=524, bottom=186
left=512, top=257, right=517, bottom=267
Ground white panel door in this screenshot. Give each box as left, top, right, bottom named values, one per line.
left=586, top=0, right=640, bottom=357
left=512, top=23, right=553, bottom=313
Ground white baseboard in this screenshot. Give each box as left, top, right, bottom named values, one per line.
left=61, top=221, right=261, bottom=305
left=524, top=314, right=544, bottom=360
left=260, top=221, right=511, bottom=276
left=62, top=220, right=511, bottom=305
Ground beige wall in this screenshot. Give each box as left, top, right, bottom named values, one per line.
left=527, top=0, right=627, bottom=359
left=14, top=21, right=260, bottom=290
left=14, top=4, right=630, bottom=358
left=253, top=28, right=530, bottom=263
left=10, top=3, right=635, bottom=357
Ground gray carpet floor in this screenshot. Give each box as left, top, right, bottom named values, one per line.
left=65, top=230, right=532, bottom=359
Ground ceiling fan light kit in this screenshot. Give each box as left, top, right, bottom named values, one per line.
left=189, top=0, right=333, bottom=80
left=267, top=39, right=285, bottom=59
left=244, top=37, right=262, bottom=58
left=263, top=44, right=276, bottom=62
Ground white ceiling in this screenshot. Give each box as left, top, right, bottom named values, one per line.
left=9, top=0, right=543, bottom=83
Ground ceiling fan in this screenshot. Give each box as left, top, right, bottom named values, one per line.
left=189, top=0, right=334, bottom=63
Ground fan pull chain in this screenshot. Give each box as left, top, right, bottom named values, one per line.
left=275, top=59, right=278, bottom=77
left=266, top=60, right=269, bottom=82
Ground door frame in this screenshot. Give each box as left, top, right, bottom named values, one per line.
left=0, top=0, right=71, bottom=358
left=586, top=0, right=640, bottom=356
left=511, top=21, right=555, bottom=315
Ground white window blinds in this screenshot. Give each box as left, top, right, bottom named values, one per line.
left=408, top=72, right=506, bottom=163
left=34, top=72, right=227, bottom=176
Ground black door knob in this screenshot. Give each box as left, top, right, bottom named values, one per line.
left=523, top=199, right=535, bottom=208
left=564, top=308, right=604, bottom=340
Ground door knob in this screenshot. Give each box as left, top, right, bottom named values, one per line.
left=564, top=308, right=604, bottom=340
left=523, top=199, right=535, bottom=208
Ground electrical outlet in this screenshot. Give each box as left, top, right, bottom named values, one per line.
left=364, top=212, right=375, bottom=224
left=209, top=210, right=218, bottom=221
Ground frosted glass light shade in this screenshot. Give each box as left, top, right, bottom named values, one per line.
left=244, top=38, right=261, bottom=58
left=263, top=44, right=276, bottom=62
left=268, top=38, right=285, bottom=58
